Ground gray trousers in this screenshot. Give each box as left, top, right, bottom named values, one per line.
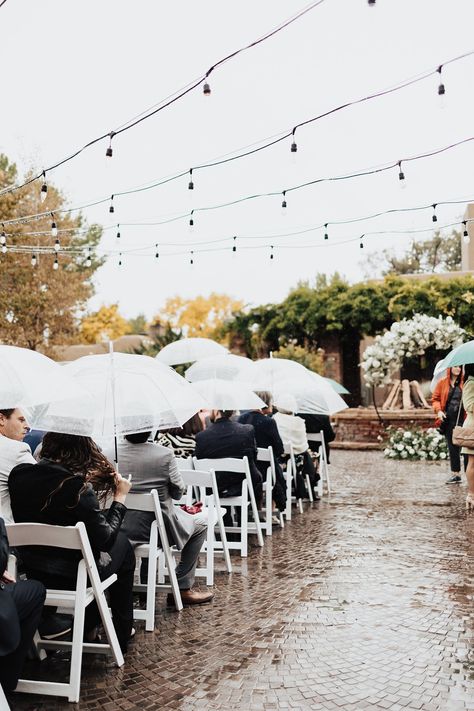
left=175, top=521, right=207, bottom=589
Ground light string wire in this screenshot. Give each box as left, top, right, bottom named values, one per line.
left=3, top=131, right=474, bottom=232
left=0, top=0, right=327, bottom=198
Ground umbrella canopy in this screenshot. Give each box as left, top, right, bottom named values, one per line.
left=156, top=338, right=228, bottom=366
left=442, top=341, right=474, bottom=368
left=190, top=379, right=266, bottom=411
left=244, top=359, right=347, bottom=415
left=185, top=354, right=254, bottom=382
left=324, top=377, right=350, bottom=395
left=29, top=353, right=203, bottom=438
left=0, top=345, right=85, bottom=410
left=430, top=358, right=448, bottom=392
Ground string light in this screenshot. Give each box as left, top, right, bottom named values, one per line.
left=203, top=80, right=211, bottom=96
left=53, top=255, right=59, bottom=270
left=281, top=190, right=287, bottom=213
left=290, top=129, right=297, bottom=153
left=51, top=214, right=58, bottom=237
left=368, top=0, right=376, bottom=5
left=109, top=195, right=115, bottom=214
left=118, top=252, right=122, bottom=267
left=232, top=236, right=237, bottom=253
left=54, top=238, right=60, bottom=252
left=188, top=169, right=194, bottom=190
left=270, top=245, right=274, bottom=260
left=0, top=229, right=6, bottom=246
left=189, top=210, right=194, bottom=228
left=85, top=247, right=92, bottom=267
left=359, top=234, right=364, bottom=249
left=398, top=160, right=406, bottom=188
left=116, top=225, right=121, bottom=240
left=324, top=224, right=329, bottom=240
left=437, top=65, right=445, bottom=97
left=106, top=132, right=115, bottom=158
left=190, top=250, right=194, bottom=265
left=155, top=244, right=159, bottom=259
left=31, top=253, right=37, bottom=267
left=1, top=244, right=7, bottom=254
left=463, top=221, right=470, bottom=244
left=432, top=204, right=438, bottom=222
left=40, top=172, right=48, bottom=202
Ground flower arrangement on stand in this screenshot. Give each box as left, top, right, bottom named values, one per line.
left=361, top=313, right=465, bottom=387
left=383, top=426, right=448, bottom=461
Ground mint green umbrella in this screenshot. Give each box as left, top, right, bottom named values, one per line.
left=442, top=341, right=474, bottom=367
left=324, top=377, right=350, bottom=395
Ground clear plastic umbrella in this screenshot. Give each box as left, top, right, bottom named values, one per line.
left=185, top=354, right=254, bottom=382
left=156, top=338, right=228, bottom=366
left=0, top=345, right=86, bottom=409
left=324, top=377, right=350, bottom=395
left=190, top=379, right=266, bottom=411
left=29, top=352, right=204, bottom=439
left=430, top=358, right=448, bottom=392
left=245, top=359, right=347, bottom=415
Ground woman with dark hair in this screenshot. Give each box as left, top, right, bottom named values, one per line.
left=461, top=364, right=474, bottom=511
left=156, top=412, right=203, bottom=458
left=432, top=366, right=465, bottom=484
left=8, top=433, right=134, bottom=652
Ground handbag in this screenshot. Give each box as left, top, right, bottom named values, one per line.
left=452, top=396, right=474, bottom=448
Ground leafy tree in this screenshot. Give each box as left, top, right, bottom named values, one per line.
left=154, top=293, right=244, bottom=339
left=366, top=230, right=462, bottom=276
left=273, top=343, right=323, bottom=373
left=133, top=322, right=182, bottom=357
left=127, top=313, right=148, bottom=335
left=0, top=154, right=103, bottom=351
left=80, top=304, right=129, bottom=344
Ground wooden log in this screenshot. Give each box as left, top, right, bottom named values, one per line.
left=382, top=381, right=398, bottom=410
left=402, top=379, right=412, bottom=409
left=410, top=381, right=422, bottom=408
left=388, top=382, right=401, bottom=410
left=411, top=380, right=430, bottom=409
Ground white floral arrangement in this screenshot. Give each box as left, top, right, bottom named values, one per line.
left=383, top=426, right=448, bottom=461
left=361, top=313, right=465, bottom=386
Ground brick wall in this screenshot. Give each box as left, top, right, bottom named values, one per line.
left=333, top=408, right=435, bottom=449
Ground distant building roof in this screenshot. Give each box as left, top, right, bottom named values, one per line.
left=53, top=334, right=153, bottom=362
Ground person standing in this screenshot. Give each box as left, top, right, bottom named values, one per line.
left=0, top=409, right=36, bottom=523
left=460, top=364, right=474, bottom=512
left=432, top=366, right=465, bottom=484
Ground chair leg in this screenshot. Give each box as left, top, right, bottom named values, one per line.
left=206, top=512, right=214, bottom=586
left=265, top=477, right=273, bottom=536
left=298, top=498, right=303, bottom=514
left=285, top=471, right=292, bottom=521
left=216, top=505, right=232, bottom=573
left=240, top=497, right=248, bottom=558
left=145, top=552, right=157, bottom=632
left=68, top=563, right=87, bottom=702
left=305, top=474, right=314, bottom=502
left=247, top=483, right=264, bottom=547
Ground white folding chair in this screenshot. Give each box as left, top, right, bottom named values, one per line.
left=306, top=431, right=331, bottom=495
left=283, top=442, right=304, bottom=514
left=256, top=446, right=283, bottom=534
left=126, top=490, right=183, bottom=632
left=6, top=522, right=124, bottom=703
left=0, top=682, right=11, bottom=710
left=194, top=456, right=264, bottom=557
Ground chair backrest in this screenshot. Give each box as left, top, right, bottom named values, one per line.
left=124, top=492, right=156, bottom=513
left=306, top=432, right=325, bottom=445
left=124, top=490, right=172, bottom=554
left=175, top=456, right=195, bottom=472
left=194, top=456, right=249, bottom=475
left=179, top=468, right=220, bottom=508
left=257, top=446, right=276, bottom=484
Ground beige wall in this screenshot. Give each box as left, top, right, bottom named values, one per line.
left=461, top=203, right=474, bottom=271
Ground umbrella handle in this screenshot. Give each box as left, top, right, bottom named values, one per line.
left=109, top=341, right=119, bottom=468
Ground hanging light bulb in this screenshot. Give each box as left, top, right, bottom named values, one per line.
left=290, top=129, right=297, bottom=153
left=0, top=230, right=6, bottom=246
left=31, top=253, right=37, bottom=267
left=118, top=252, right=122, bottom=267
left=155, top=244, right=159, bottom=259
left=437, top=65, right=445, bottom=106
left=203, top=80, right=211, bottom=96
left=270, top=245, right=274, bottom=260
left=232, top=236, right=237, bottom=253
left=85, top=247, right=92, bottom=268
left=190, top=250, right=194, bottom=265
left=398, top=161, right=406, bottom=189
left=359, top=234, right=364, bottom=249
left=188, top=169, right=194, bottom=190
left=463, top=221, right=470, bottom=244
left=432, top=204, right=438, bottom=223
left=51, top=214, right=58, bottom=237
left=53, top=256, right=59, bottom=270
left=116, top=225, right=121, bottom=240
left=281, top=191, right=287, bottom=215
left=1, top=245, right=7, bottom=254
left=40, top=172, right=48, bottom=202
left=367, top=0, right=376, bottom=5
left=54, top=238, right=60, bottom=252
left=324, top=224, right=329, bottom=240
left=106, top=131, right=115, bottom=157
left=109, top=195, right=115, bottom=214
left=189, top=210, right=194, bottom=231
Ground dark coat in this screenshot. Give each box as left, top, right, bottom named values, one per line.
left=238, top=411, right=284, bottom=458
left=9, top=459, right=126, bottom=578
left=194, top=419, right=262, bottom=497
left=297, top=413, right=335, bottom=462
left=0, top=517, right=20, bottom=656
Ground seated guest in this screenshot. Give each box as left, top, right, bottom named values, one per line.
left=8, top=433, right=135, bottom=653
left=238, top=392, right=286, bottom=512
left=296, top=413, right=335, bottom=464
left=273, top=395, right=318, bottom=498
left=0, top=409, right=36, bottom=524
left=104, top=432, right=213, bottom=605
left=156, top=413, right=203, bottom=458
left=0, top=516, right=46, bottom=694
left=194, top=410, right=262, bottom=504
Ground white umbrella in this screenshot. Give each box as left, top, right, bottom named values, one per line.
left=190, top=379, right=266, bottom=411
left=245, top=358, right=347, bottom=415
left=156, top=337, right=228, bottom=366
left=0, top=345, right=85, bottom=409
left=29, top=353, right=204, bottom=439
left=185, top=354, right=254, bottom=382
left=430, top=358, right=448, bottom=392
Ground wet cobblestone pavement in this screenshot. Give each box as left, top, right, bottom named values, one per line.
left=10, top=450, right=474, bottom=711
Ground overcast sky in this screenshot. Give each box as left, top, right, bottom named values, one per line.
left=2, top=0, right=474, bottom=318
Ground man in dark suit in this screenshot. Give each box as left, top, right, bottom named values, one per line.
left=297, top=413, right=335, bottom=463
left=194, top=410, right=262, bottom=503
left=0, top=517, right=46, bottom=693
